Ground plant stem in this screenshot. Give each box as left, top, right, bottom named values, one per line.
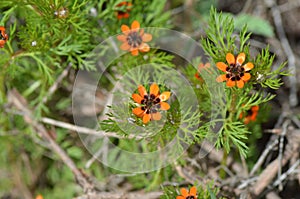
left=219, top=149, right=228, bottom=178
left=147, top=169, right=161, bottom=191
left=229, top=90, right=238, bottom=121
left=219, top=89, right=237, bottom=178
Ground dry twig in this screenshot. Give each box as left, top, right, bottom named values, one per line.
left=7, top=89, right=96, bottom=193
left=73, top=191, right=162, bottom=199
left=265, top=0, right=298, bottom=107
left=250, top=128, right=300, bottom=196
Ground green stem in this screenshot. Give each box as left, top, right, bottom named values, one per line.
left=219, top=150, right=228, bottom=179
left=219, top=89, right=237, bottom=178
left=147, top=137, right=164, bottom=190
left=228, top=89, right=238, bottom=121
left=147, top=169, right=161, bottom=191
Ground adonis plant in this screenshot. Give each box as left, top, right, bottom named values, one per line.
left=0, top=0, right=295, bottom=198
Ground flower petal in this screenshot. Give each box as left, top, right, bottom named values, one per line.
left=241, top=73, right=251, bottom=81
left=117, top=34, right=127, bottom=42
left=121, top=25, right=130, bottom=34
left=226, top=53, right=235, bottom=65
left=142, top=33, right=152, bottom=42
left=226, top=79, right=235, bottom=87
left=132, top=93, right=143, bottom=104
left=159, top=91, right=171, bottom=101
left=142, top=114, right=150, bottom=124
left=236, top=80, right=244, bottom=88
left=243, top=62, right=254, bottom=71
left=252, top=105, right=259, bottom=111
left=139, top=43, right=150, bottom=52
left=131, top=48, right=139, bottom=56
left=189, top=186, right=197, bottom=196
left=160, top=102, right=170, bottom=110
left=133, top=107, right=145, bottom=117
left=250, top=112, right=258, bottom=121
left=216, top=74, right=227, bottom=82
left=195, top=73, right=202, bottom=80
left=138, top=85, right=147, bottom=97
left=120, top=42, right=130, bottom=50
left=176, top=196, right=185, bottom=199
left=131, top=20, right=140, bottom=30
left=150, top=83, right=159, bottom=97
left=236, top=52, right=246, bottom=65
left=117, top=12, right=130, bottom=19
left=151, top=112, right=161, bottom=121
left=180, top=188, right=189, bottom=197
left=216, top=62, right=228, bottom=72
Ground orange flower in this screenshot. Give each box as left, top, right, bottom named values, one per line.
left=216, top=53, right=254, bottom=88
left=176, top=186, right=197, bottom=199
left=35, top=194, right=44, bottom=199
left=239, top=105, right=259, bottom=124
left=116, top=1, right=132, bottom=19
left=117, top=20, right=152, bottom=56
left=132, top=83, right=171, bottom=124
left=195, top=62, right=211, bottom=81
left=0, top=26, right=8, bottom=48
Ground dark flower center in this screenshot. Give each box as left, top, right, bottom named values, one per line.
left=186, top=196, right=195, bottom=199
left=118, top=11, right=126, bottom=15
left=246, top=108, right=256, bottom=116
left=141, top=94, right=161, bottom=114
left=0, top=31, right=6, bottom=40
left=226, top=63, right=245, bottom=81
left=127, top=31, right=142, bottom=48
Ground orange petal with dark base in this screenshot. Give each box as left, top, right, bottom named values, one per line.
left=160, top=102, right=170, bottom=110
left=117, top=35, right=127, bottom=42
left=216, top=74, right=227, bottom=82
left=226, top=79, right=235, bottom=87
left=131, top=48, right=139, bottom=56
left=236, top=53, right=246, bottom=65
left=160, top=91, right=171, bottom=101
left=180, top=188, right=189, bottom=197
left=243, top=62, right=254, bottom=71
left=151, top=112, right=161, bottom=121
left=142, top=114, right=150, bottom=124
left=138, top=85, right=147, bottom=97
left=189, top=186, right=197, bottom=196
left=216, top=62, right=228, bottom=72
left=132, top=93, right=143, bottom=104
left=120, top=42, right=130, bottom=50
left=226, top=53, right=235, bottom=65
left=176, top=196, right=185, bottom=199
left=131, top=20, right=140, bottom=30
left=121, top=25, right=130, bottom=34
left=252, top=105, right=259, bottom=111
left=133, top=107, right=144, bottom=117
left=150, top=83, right=159, bottom=97
left=241, top=73, right=251, bottom=81
left=139, top=43, right=150, bottom=52
left=142, top=33, right=152, bottom=42
left=236, top=80, right=244, bottom=88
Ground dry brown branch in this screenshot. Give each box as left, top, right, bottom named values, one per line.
left=73, top=191, right=162, bottom=199
left=7, top=88, right=96, bottom=193
left=174, top=161, right=199, bottom=185
left=249, top=138, right=279, bottom=176
left=265, top=0, right=298, bottom=107
left=250, top=128, right=300, bottom=196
